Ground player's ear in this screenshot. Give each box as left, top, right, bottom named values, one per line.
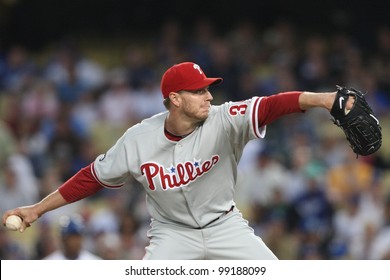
left=169, top=92, right=181, bottom=107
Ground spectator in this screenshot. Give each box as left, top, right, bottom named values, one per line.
left=326, top=149, right=376, bottom=205
left=44, top=215, right=101, bottom=260
left=368, top=194, right=390, bottom=259
left=44, top=42, right=105, bottom=91
left=98, top=68, right=137, bottom=128
left=0, top=45, right=36, bottom=91
left=236, top=147, right=289, bottom=215
left=0, top=156, right=39, bottom=214
left=332, top=193, right=372, bottom=259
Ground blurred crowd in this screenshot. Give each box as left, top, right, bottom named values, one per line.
left=0, top=19, right=390, bottom=260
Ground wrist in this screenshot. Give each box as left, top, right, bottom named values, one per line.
left=324, top=92, right=337, bottom=111
left=32, top=202, right=45, bottom=218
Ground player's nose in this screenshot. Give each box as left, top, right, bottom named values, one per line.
left=205, top=89, right=213, bottom=101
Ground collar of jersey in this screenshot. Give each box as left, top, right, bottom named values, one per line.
left=164, top=128, right=191, bottom=141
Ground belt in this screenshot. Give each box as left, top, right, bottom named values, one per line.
left=196, top=205, right=234, bottom=229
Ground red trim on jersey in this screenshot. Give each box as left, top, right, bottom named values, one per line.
left=90, top=162, right=124, bottom=189
left=164, top=128, right=184, bottom=141
left=251, top=97, right=262, bottom=138
left=258, top=91, right=303, bottom=126
left=58, top=163, right=104, bottom=203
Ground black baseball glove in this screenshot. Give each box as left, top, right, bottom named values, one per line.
left=330, top=85, right=382, bottom=156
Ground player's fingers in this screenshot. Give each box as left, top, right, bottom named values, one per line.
left=2, top=209, right=18, bottom=225
left=346, top=95, right=356, bottom=110
left=3, top=207, right=33, bottom=230
left=19, top=222, right=28, bottom=233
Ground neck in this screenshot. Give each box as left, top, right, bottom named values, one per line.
left=165, top=113, right=199, bottom=136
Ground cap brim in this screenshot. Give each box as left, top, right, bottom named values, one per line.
left=183, top=77, right=223, bottom=91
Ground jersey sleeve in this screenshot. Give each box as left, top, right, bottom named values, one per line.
left=92, top=131, right=131, bottom=188
left=219, top=92, right=303, bottom=144
left=220, top=96, right=266, bottom=144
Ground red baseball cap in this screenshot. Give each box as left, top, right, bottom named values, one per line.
left=161, top=62, right=223, bottom=99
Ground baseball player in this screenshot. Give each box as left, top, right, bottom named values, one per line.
left=2, top=62, right=355, bottom=260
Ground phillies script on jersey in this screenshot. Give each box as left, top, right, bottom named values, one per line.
left=140, top=155, right=220, bottom=191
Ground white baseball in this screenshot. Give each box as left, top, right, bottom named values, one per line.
left=5, top=215, right=23, bottom=231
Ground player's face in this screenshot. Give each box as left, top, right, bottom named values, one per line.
left=179, top=87, right=213, bottom=121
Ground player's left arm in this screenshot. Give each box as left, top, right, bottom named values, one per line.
left=299, top=91, right=334, bottom=110
left=258, top=91, right=354, bottom=126
left=299, top=90, right=357, bottom=111
left=258, top=91, right=302, bottom=126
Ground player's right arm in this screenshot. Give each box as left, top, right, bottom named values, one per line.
left=2, top=163, right=103, bottom=232
left=2, top=189, right=68, bottom=232
left=3, top=128, right=133, bottom=232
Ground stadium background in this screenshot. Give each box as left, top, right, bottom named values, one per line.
left=0, top=0, right=390, bottom=259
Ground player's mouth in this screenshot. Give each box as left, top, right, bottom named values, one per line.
left=202, top=104, right=211, bottom=110
left=201, top=107, right=210, bottom=114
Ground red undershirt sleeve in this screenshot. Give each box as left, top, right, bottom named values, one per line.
left=58, top=163, right=104, bottom=203
left=258, top=91, right=304, bottom=126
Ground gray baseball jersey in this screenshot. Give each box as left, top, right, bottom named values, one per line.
left=92, top=97, right=266, bottom=229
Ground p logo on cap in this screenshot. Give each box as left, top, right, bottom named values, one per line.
left=160, top=62, right=223, bottom=99
left=193, top=64, right=202, bottom=74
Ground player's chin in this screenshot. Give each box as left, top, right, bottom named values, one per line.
left=202, top=106, right=211, bottom=113
left=198, top=110, right=210, bottom=120
left=195, top=114, right=208, bottom=122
